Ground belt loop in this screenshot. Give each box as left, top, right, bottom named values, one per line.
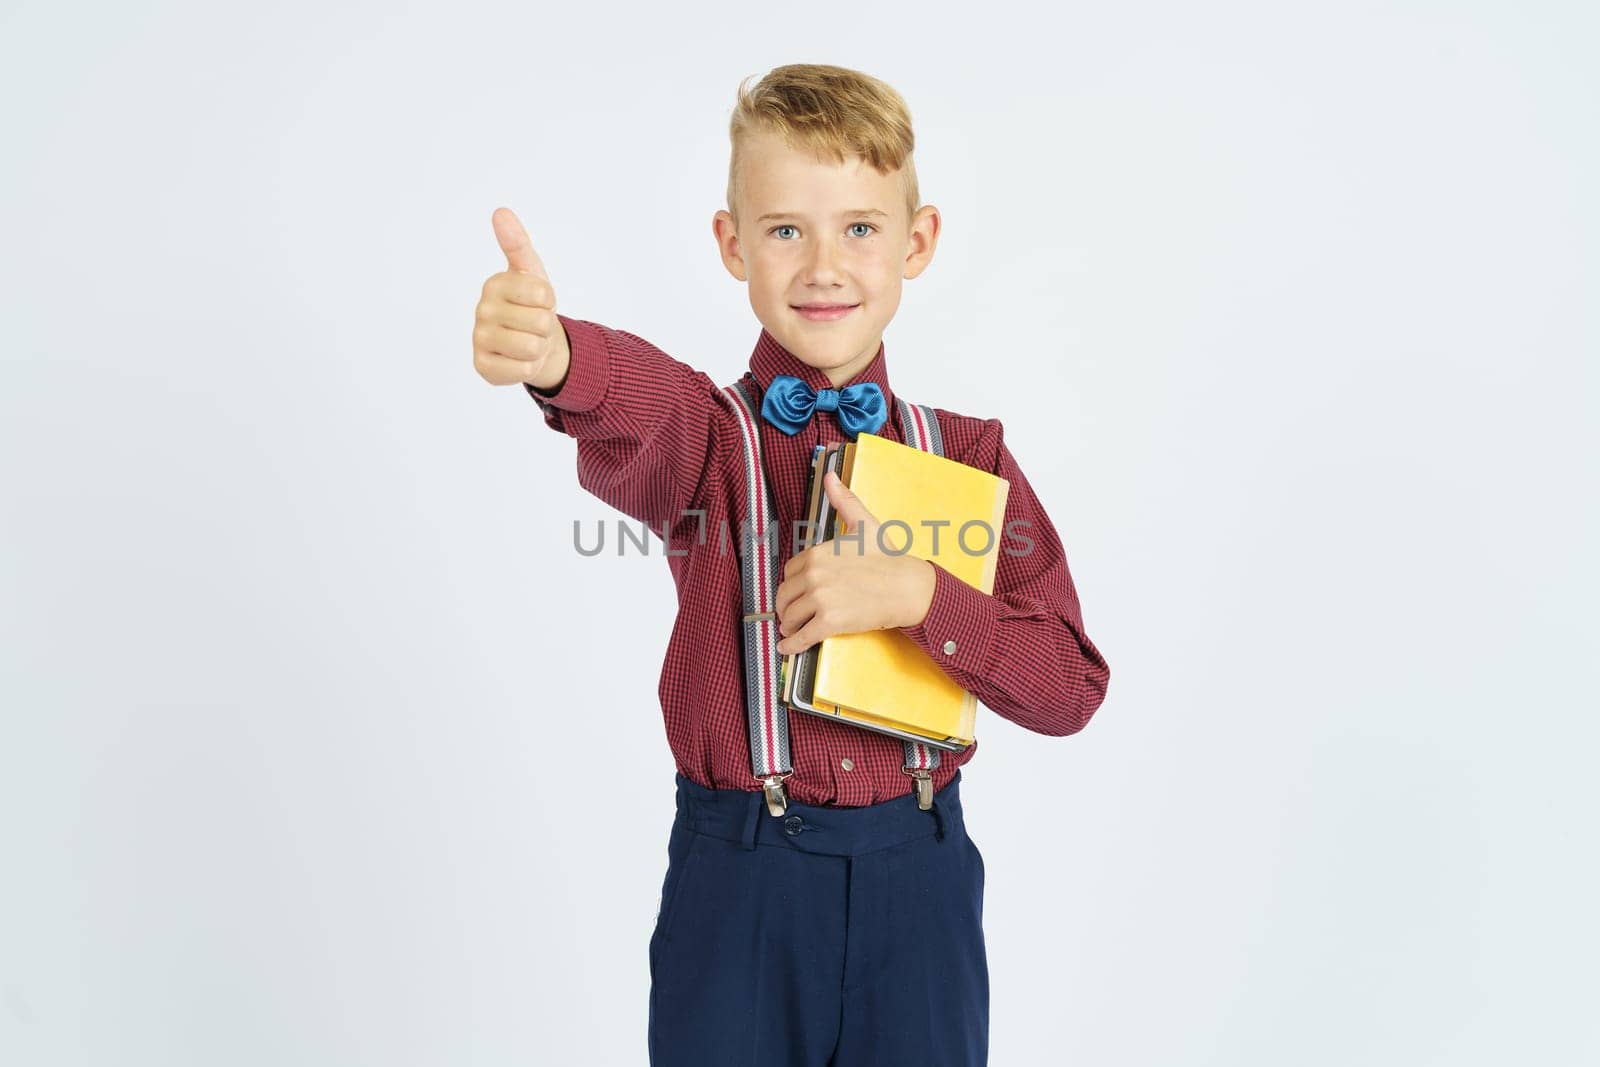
left=929, top=796, right=947, bottom=842
left=741, top=789, right=762, bottom=851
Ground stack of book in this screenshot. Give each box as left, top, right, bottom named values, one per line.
left=780, top=432, right=1010, bottom=752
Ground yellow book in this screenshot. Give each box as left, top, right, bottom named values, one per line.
left=785, top=432, right=1010, bottom=749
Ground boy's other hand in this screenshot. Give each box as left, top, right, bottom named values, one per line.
left=774, top=471, right=938, bottom=656
left=472, top=207, right=572, bottom=392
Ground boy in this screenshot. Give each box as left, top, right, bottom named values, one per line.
left=471, top=64, right=1109, bottom=1067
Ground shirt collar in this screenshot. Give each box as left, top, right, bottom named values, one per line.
left=746, top=326, right=896, bottom=416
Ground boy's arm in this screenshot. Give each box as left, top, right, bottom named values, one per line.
left=526, top=313, right=729, bottom=534
left=899, top=418, right=1111, bottom=737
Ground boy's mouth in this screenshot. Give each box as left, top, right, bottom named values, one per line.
left=792, top=302, right=859, bottom=322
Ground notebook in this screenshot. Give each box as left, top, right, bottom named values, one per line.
left=780, top=432, right=1010, bottom=750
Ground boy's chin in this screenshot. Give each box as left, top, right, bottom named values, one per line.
left=766, top=321, right=868, bottom=368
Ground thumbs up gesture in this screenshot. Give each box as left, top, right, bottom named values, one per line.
left=774, top=471, right=939, bottom=655
left=472, top=207, right=572, bottom=391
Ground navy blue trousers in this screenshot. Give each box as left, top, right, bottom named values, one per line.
left=647, top=769, right=988, bottom=1066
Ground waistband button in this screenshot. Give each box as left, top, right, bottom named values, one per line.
left=783, top=815, right=804, bottom=836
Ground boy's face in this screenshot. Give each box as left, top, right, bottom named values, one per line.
left=713, top=128, right=941, bottom=388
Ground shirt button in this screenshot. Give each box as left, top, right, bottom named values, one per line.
left=943, top=639, right=958, bottom=655
left=840, top=758, right=854, bottom=771
left=783, top=815, right=804, bottom=836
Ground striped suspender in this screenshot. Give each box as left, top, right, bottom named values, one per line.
left=893, top=396, right=947, bottom=811
left=719, top=380, right=792, bottom=816
left=716, top=380, right=947, bottom=814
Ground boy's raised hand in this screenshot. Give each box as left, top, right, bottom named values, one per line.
left=472, top=207, right=572, bottom=391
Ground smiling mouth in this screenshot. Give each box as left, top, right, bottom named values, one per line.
left=792, top=303, right=859, bottom=321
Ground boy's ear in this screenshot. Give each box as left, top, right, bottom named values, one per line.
left=712, top=210, right=748, bottom=282
left=902, top=204, right=942, bottom=280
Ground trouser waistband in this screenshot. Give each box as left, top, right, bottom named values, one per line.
left=672, top=769, right=965, bottom=854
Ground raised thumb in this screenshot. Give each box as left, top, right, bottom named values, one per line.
left=492, top=206, right=549, bottom=279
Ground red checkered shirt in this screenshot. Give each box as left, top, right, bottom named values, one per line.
left=526, top=316, right=1111, bottom=806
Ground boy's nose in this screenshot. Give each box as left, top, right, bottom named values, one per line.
left=803, top=239, right=843, bottom=280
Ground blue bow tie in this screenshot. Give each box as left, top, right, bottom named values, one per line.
left=760, top=374, right=888, bottom=439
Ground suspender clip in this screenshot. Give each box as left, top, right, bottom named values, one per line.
left=761, top=774, right=789, bottom=817
left=907, top=769, right=934, bottom=811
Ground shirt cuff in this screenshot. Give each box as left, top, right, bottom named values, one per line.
left=524, top=314, right=610, bottom=414
left=899, top=560, right=1000, bottom=678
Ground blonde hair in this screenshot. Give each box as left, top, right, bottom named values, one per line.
left=726, top=63, right=920, bottom=230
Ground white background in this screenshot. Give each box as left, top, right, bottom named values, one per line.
left=2, top=1, right=1595, bottom=1063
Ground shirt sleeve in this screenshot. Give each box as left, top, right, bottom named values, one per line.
left=898, top=416, right=1111, bottom=737
left=525, top=313, right=730, bottom=535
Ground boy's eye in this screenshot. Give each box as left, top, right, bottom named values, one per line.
left=766, top=222, right=880, bottom=240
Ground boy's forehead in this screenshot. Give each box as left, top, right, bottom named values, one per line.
left=742, top=131, right=898, bottom=211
